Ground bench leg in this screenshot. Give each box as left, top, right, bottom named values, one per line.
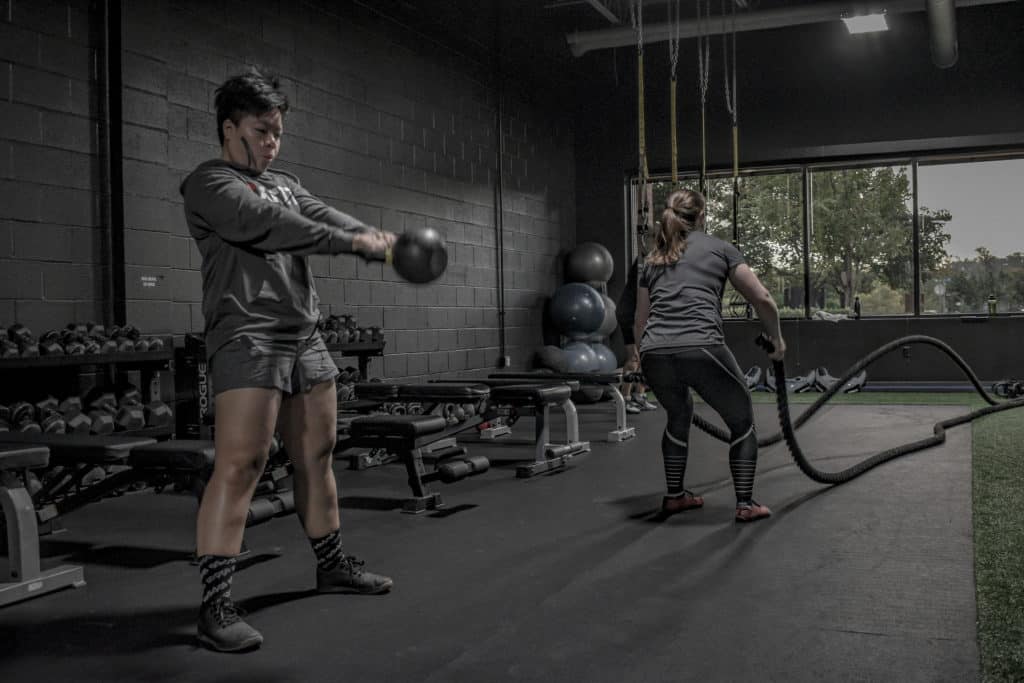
left=1, top=471, right=85, bottom=607
left=516, top=404, right=589, bottom=479
left=605, top=385, right=636, bottom=442
left=399, top=448, right=444, bottom=514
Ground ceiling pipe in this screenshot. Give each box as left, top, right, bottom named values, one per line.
left=927, top=0, right=959, bottom=67
left=565, top=0, right=1014, bottom=57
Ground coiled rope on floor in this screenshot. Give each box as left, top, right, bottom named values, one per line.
left=690, top=335, right=1024, bottom=485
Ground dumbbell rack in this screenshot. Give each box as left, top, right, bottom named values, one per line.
left=0, top=337, right=176, bottom=440
left=176, top=335, right=385, bottom=441
left=326, top=340, right=385, bottom=382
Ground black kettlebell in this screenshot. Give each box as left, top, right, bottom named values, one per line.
left=386, top=226, right=448, bottom=284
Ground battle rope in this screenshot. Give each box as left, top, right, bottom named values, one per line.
left=746, top=334, right=1024, bottom=484
left=630, top=335, right=1024, bottom=486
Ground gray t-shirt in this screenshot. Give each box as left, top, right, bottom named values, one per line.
left=638, top=230, right=745, bottom=352
left=180, top=159, right=372, bottom=357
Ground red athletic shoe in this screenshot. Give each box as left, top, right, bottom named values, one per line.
left=661, top=491, right=704, bottom=515
left=735, top=500, right=771, bottom=523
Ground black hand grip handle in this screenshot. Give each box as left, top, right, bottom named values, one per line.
left=755, top=333, right=775, bottom=354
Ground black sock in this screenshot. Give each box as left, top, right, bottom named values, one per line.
left=662, top=428, right=689, bottom=496
left=198, top=554, right=236, bottom=606
left=310, top=529, right=345, bottom=571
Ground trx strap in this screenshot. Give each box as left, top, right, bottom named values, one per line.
left=631, top=1, right=650, bottom=238
left=696, top=0, right=710, bottom=197
left=721, top=0, right=740, bottom=243
left=668, top=0, right=681, bottom=184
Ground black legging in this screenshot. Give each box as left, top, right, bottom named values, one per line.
left=641, top=345, right=758, bottom=503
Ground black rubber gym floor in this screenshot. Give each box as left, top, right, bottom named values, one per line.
left=0, top=402, right=977, bottom=682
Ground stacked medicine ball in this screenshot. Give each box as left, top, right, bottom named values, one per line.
left=535, top=242, right=618, bottom=399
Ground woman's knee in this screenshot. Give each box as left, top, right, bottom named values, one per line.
left=212, top=443, right=272, bottom=486
left=290, top=435, right=337, bottom=472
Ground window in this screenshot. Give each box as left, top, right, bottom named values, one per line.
left=632, top=170, right=804, bottom=319
left=627, top=151, right=1022, bottom=319
left=809, top=163, right=914, bottom=316
left=918, top=157, right=1024, bottom=315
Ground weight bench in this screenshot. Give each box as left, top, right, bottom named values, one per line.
left=490, top=371, right=636, bottom=442
left=432, top=378, right=590, bottom=478
left=1, top=445, right=85, bottom=606
left=0, top=432, right=157, bottom=531
left=343, top=382, right=491, bottom=469
left=345, top=413, right=489, bottom=514
left=129, top=440, right=297, bottom=530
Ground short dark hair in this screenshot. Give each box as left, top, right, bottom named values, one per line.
left=213, top=68, right=289, bottom=145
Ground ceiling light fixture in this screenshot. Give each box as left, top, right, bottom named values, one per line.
left=842, top=12, right=889, bottom=34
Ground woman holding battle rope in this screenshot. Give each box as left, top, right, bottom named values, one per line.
left=634, top=189, right=785, bottom=522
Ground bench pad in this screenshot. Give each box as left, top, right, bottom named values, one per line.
left=129, top=440, right=216, bottom=470
left=0, top=445, right=50, bottom=470
left=0, top=432, right=156, bottom=465
left=349, top=415, right=448, bottom=440
left=490, top=384, right=572, bottom=404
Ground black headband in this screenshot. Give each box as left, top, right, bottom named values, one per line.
left=672, top=208, right=700, bottom=221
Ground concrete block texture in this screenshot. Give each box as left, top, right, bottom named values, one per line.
left=2, top=0, right=575, bottom=376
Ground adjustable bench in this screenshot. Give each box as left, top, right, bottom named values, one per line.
left=345, top=413, right=489, bottom=514
left=344, top=382, right=491, bottom=467
left=1, top=445, right=85, bottom=607
left=432, top=378, right=590, bottom=478
left=489, top=371, right=636, bottom=442
left=0, top=432, right=157, bottom=531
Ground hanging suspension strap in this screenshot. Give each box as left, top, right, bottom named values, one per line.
left=631, top=0, right=650, bottom=236
left=722, top=0, right=740, bottom=243
left=696, top=0, right=711, bottom=197
left=668, top=0, right=681, bottom=184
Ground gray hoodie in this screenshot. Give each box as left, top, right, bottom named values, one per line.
left=180, top=159, right=371, bottom=357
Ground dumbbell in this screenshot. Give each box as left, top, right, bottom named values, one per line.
left=9, top=401, right=41, bottom=433
left=38, top=330, right=66, bottom=355
left=84, top=388, right=118, bottom=434
left=436, top=455, right=490, bottom=483
left=8, top=324, right=40, bottom=357
left=144, top=400, right=173, bottom=427
left=114, top=386, right=146, bottom=431
left=59, top=396, right=93, bottom=434
left=1, top=337, right=19, bottom=357
left=35, top=397, right=66, bottom=434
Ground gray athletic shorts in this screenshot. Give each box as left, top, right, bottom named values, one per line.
left=209, top=333, right=339, bottom=397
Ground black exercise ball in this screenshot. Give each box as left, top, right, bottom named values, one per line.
left=562, top=341, right=599, bottom=372
left=597, top=295, right=617, bottom=337
left=549, top=283, right=605, bottom=336
left=565, top=241, right=614, bottom=284
left=589, top=342, right=618, bottom=372
left=388, top=226, right=448, bottom=284
left=534, top=345, right=569, bottom=373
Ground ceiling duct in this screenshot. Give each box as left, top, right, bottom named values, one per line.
left=927, top=0, right=959, bottom=67
left=565, top=0, right=1013, bottom=59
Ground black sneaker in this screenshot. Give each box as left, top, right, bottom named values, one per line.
left=197, top=598, right=263, bottom=652
left=316, top=555, right=394, bottom=595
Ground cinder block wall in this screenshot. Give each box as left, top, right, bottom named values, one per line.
left=0, top=0, right=577, bottom=381
left=0, top=0, right=103, bottom=332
